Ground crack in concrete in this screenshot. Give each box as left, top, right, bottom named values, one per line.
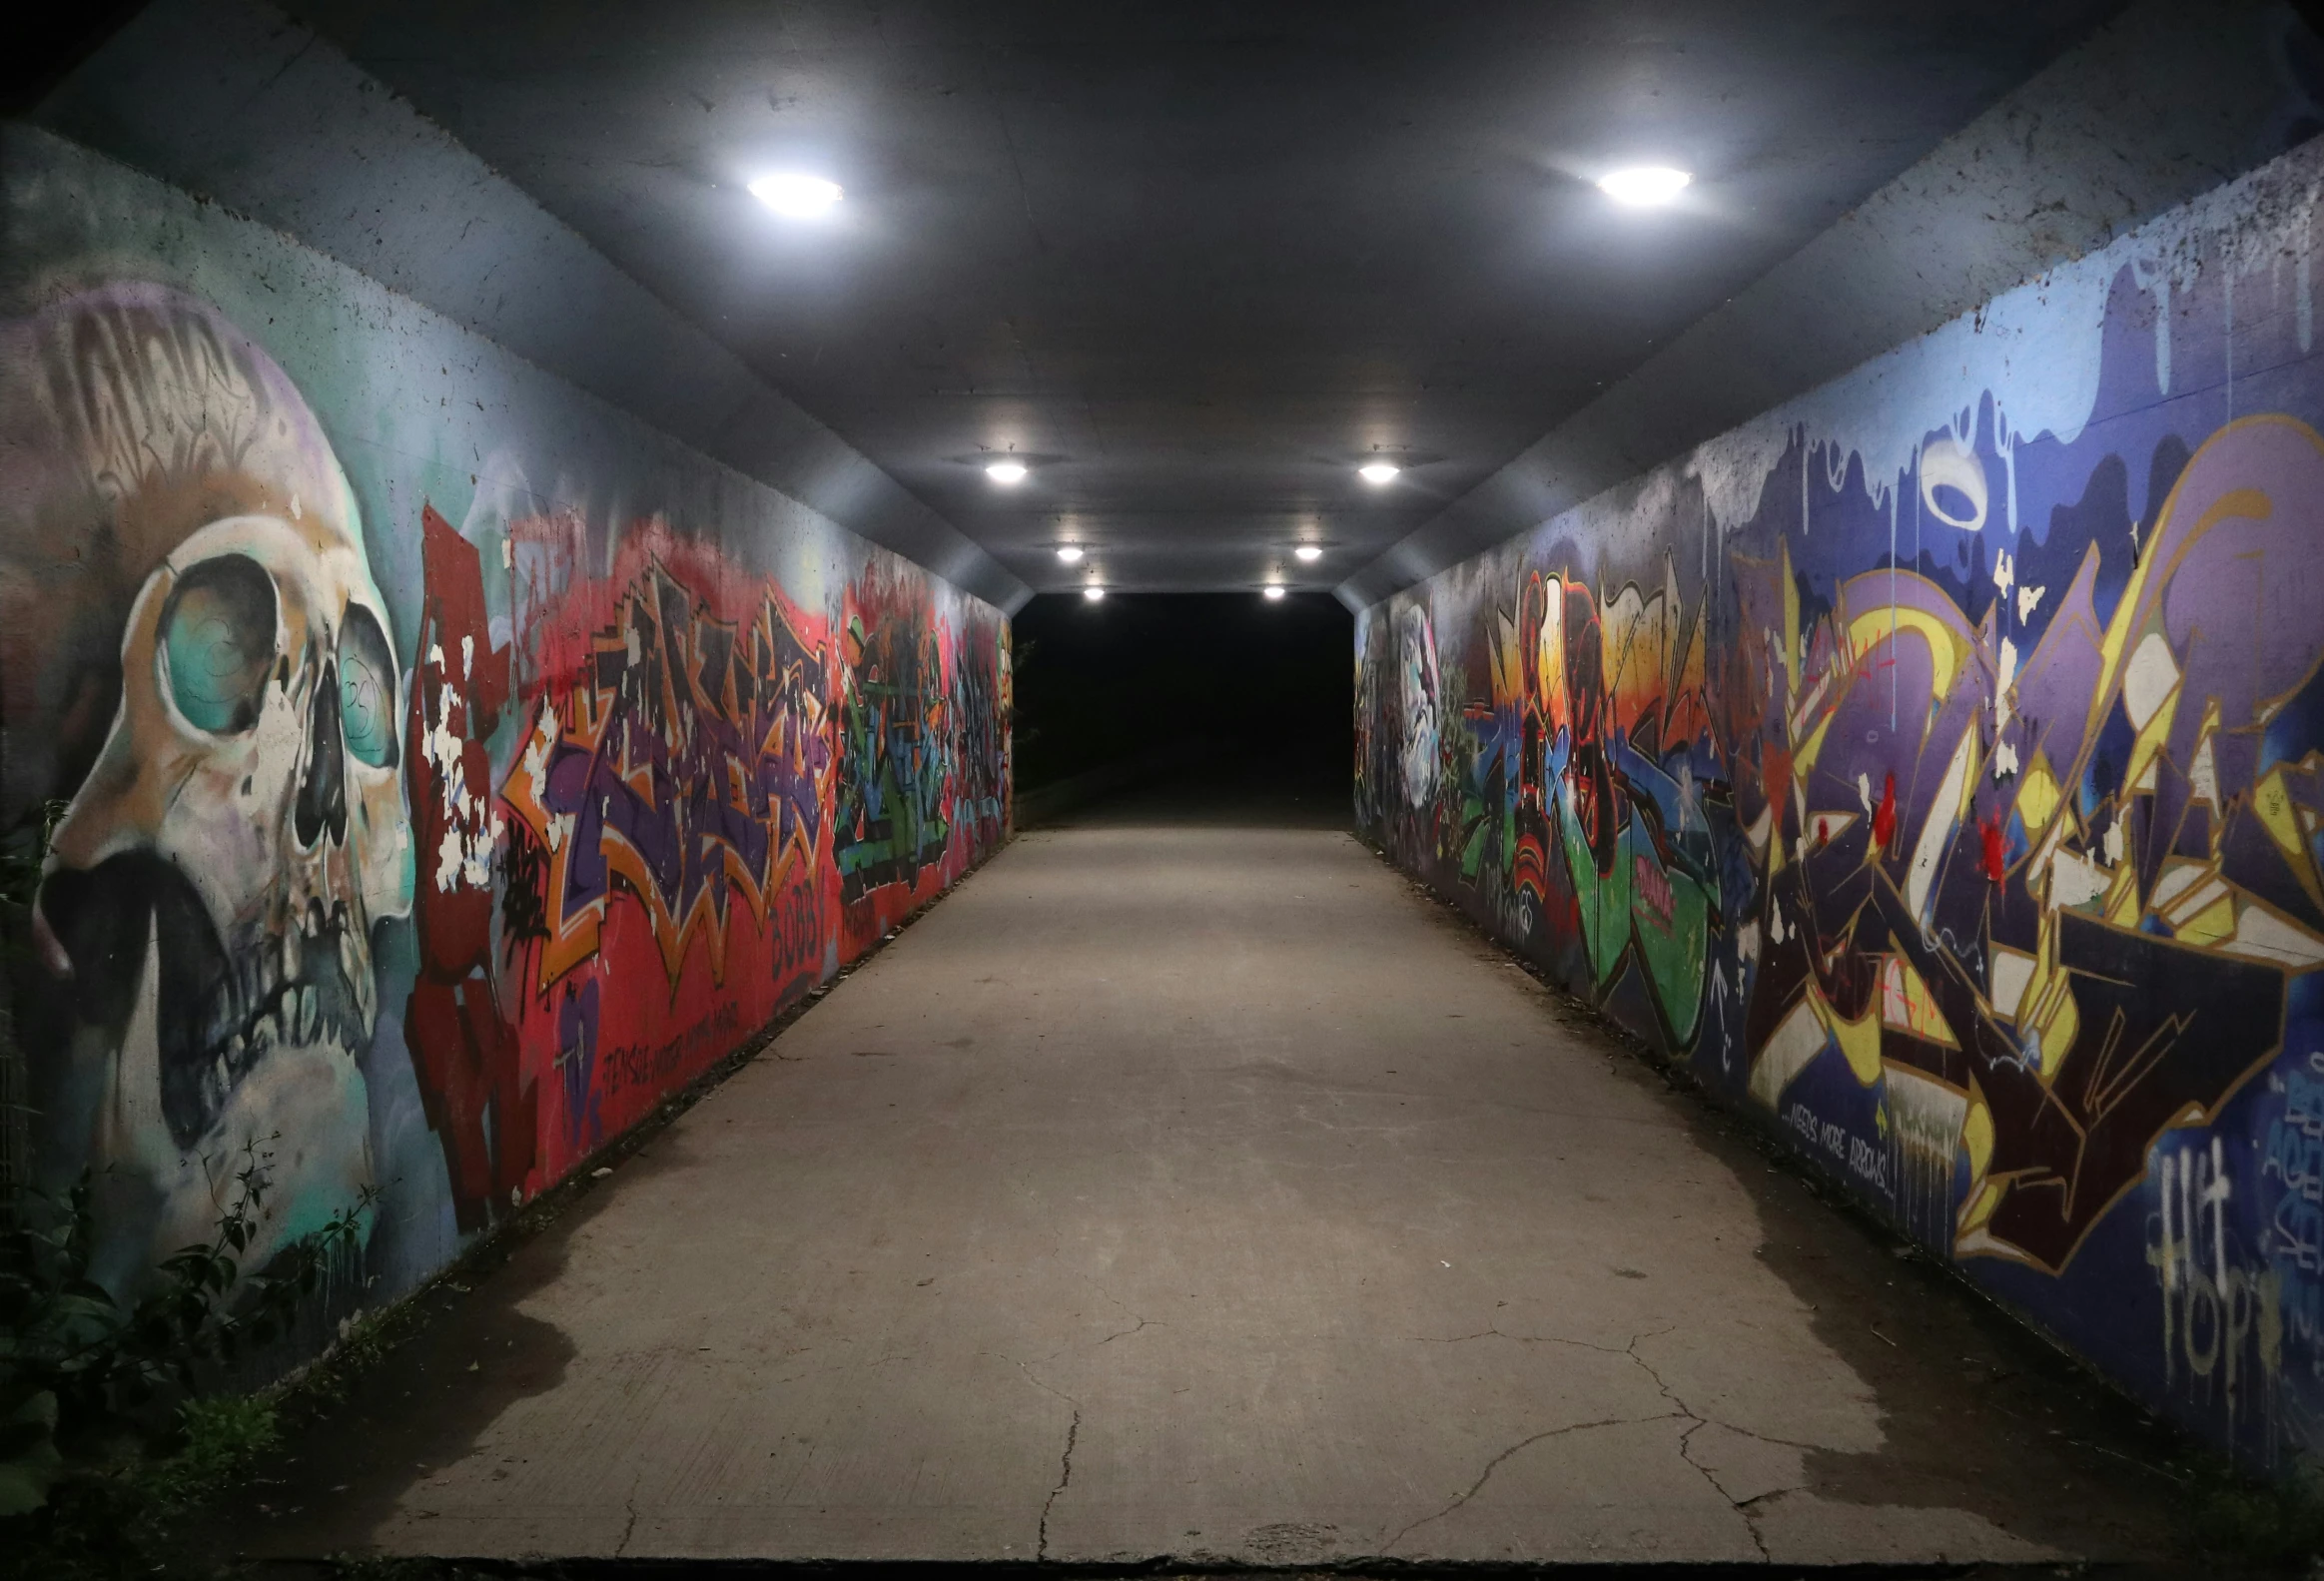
left=1036, top=1409, right=1080, bottom=1561
left=1628, top=1328, right=1789, bottom=1562
left=613, top=1493, right=639, bottom=1558
left=1621, top=1328, right=1690, bottom=1420
left=1376, top=1412, right=1684, bottom=1554
left=1076, top=1272, right=1163, bottom=1346
left=994, top=1346, right=1080, bottom=1406
left=1375, top=1323, right=1813, bottom=1559
left=1677, top=1416, right=1772, bottom=1561
left=994, top=1342, right=1089, bottom=1559
left=1406, top=1327, right=1632, bottom=1354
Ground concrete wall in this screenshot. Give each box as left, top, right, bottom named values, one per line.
left=1355, top=133, right=2324, bottom=1471
left=0, top=126, right=1010, bottom=1328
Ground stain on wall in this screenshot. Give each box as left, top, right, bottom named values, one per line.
left=1355, top=138, right=2324, bottom=1468
left=0, top=129, right=1008, bottom=1326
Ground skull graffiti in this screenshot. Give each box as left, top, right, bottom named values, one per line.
left=2, top=286, right=413, bottom=1290
left=1396, top=604, right=1441, bottom=810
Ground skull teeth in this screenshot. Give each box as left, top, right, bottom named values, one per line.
left=164, top=889, right=373, bottom=1149
left=339, top=929, right=364, bottom=1010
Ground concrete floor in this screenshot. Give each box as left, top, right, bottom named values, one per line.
left=242, top=812, right=2193, bottom=1568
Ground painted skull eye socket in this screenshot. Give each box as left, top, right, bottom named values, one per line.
left=160, top=552, right=278, bottom=735
left=338, top=602, right=398, bottom=770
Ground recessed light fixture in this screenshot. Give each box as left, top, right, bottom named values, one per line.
left=749, top=172, right=844, bottom=218
left=986, top=460, right=1029, bottom=485
left=1263, top=584, right=1286, bottom=600
left=1597, top=166, right=1692, bottom=207
left=1357, top=461, right=1400, bottom=485
left=1294, top=544, right=1323, bottom=562
left=1083, top=585, right=1106, bottom=601
left=1056, top=545, right=1084, bottom=563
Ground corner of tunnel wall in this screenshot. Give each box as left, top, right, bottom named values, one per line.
left=1352, top=129, right=2324, bottom=1477
left=1337, top=0, right=2316, bottom=613
left=0, top=121, right=1012, bottom=1361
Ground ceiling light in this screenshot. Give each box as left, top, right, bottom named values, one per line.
left=1056, top=545, right=1084, bottom=563
left=1083, top=585, right=1106, bottom=601
left=1358, top=462, right=1400, bottom=485
left=1263, top=585, right=1286, bottom=600
left=1294, top=544, right=1323, bottom=562
left=749, top=172, right=844, bottom=218
left=1597, top=166, right=1692, bottom=207
left=986, top=460, right=1029, bottom=484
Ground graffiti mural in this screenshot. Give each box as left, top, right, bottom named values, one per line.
left=835, top=574, right=954, bottom=904
left=489, top=515, right=850, bottom=1187
left=1, top=284, right=412, bottom=1288
left=0, top=129, right=1009, bottom=1324
left=404, top=503, right=527, bottom=1233
left=1356, top=143, right=2324, bottom=1466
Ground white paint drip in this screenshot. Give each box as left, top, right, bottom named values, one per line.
left=2302, top=236, right=2315, bottom=357
left=1676, top=151, right=2310, bottom=543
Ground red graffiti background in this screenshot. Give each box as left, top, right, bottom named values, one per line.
left=404, top=511, right=1008, bottom=1227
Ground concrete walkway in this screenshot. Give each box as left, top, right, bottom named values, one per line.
left=248, top=821, right=2187, bottom=1567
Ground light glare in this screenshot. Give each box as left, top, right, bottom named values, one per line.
left=1357, top=462, right=1400, bottom=485
left=1083, top=585, right=1106, bottom=601
left=1294, top=544, right=1323, bottom=562
left=1597, top=166, right=1692, bottom=207
left=749, top=172, right=844, bottom=218
left=1263, top=585, right=1286, bottom=600
left=1056, top=545, right=1084, bottom=563
left=986, top=460, right=1029, bottom=484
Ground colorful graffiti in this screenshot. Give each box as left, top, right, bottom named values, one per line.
left=487, top=516, right=850, bottom=1186
left=1, top=135, right=1010, bottom=1312
left=835, top=577, right=954, bottom=903
left=394, top=511, right=1007, bottom=1215
left=404, top=503, right=528, bottom=1233
left=1, top=284, right=412, bottom=1290
left=1357, top=147, right=2324, bottom=1466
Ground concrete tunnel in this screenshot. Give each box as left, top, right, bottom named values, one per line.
left=4, top=1, right=2324, bottom=1572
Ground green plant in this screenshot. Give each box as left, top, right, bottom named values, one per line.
left=0, top=798, right=68, bottom=909
left=147, top=1393, right=279, bottom=1507
left=0, top=1139, right=374, bottom=1517
left=2190, top=1456, right=2324, bottom=1568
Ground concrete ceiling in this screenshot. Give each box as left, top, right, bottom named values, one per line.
left=274, top=0, right=2123, bottom=596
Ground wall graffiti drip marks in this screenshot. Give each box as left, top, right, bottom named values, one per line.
left=2150, top=1136, right=2282, bottom=1441
left=1355, top=150, right=2324, bottom=1467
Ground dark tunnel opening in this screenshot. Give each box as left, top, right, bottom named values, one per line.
left=1010, top=592, right=1352, bottom=824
